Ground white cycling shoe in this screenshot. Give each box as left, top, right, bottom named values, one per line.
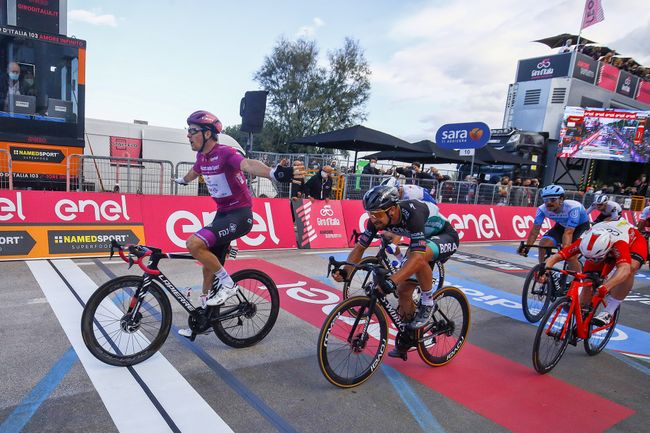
left=206, top=284, right=238, bottom=306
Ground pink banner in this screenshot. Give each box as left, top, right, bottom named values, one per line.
left=0, top=190, right=142, bottom=224
left=110, top=136, right=142, bottom=165
left=140, top=196, right=296, bottom=252
left=636, top=80, right=650, bottom=105
left=292, top=199, right=348, bottom=249
left=597, top=63, right=619, bottom=92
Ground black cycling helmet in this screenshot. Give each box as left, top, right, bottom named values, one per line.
left=363, top=185, right=399, bottom=211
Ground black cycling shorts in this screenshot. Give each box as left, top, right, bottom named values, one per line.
left=542, top=221, right=590, bottom=248
left=195, top=206, right=253, bottom=263
left=425, top=222, right=460, bottom=262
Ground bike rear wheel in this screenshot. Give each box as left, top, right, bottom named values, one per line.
left=317, top=296, right=388, bottom=388
left=584, top=303, right=620, bottom=355
left=532, top=297, right=573, bottom=374
left=81, top=276, right=172, bottom=367
left=522, top=263, right=552, bottom=322
left=212, top=269, right=280, bottom=348
left=417, top=286, right=470, bottom=366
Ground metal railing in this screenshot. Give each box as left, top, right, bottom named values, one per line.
left=0, top=149, right=12, bottom=190
left=67, top=155, right=174, bottom=194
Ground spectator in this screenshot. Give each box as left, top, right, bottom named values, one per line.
left=513, top=178, right=533, bottom=206
left=497, top=176, right=511, bottom=206
left=598, top=51, right=614, bottom=64
left=558, top=39, right=572, bottom=53
left=290, top=159, right=305, bottom=200
left=0, top=62, right=33, bottom=110
left=362, top=158, right=380, bottom=176
left=304, top=165, right=333, bottom=201
left=633, top=174, right=648, bottom=196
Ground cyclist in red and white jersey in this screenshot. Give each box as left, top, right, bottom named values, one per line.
left=543, top=219, right=647, bottom=326
left=174, top=110, right=304, bottom=337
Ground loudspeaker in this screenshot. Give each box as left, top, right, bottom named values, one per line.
left=240, top=91, right=268, bottom=133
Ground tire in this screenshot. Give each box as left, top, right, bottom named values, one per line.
left=584, top=304, right=620, bottom=356
left=417, top=286, right=470, bottom=366
left=522, top=263, right=552, bottom=323
left=532, top=297, right=573, bottom=374
left=317, top=296, right=388, bottom=388
left=212, top=269, right=279, bottom=348
left=432, top=261, right=445, bottom=293
left=342, top=256, right=382, bottom=300
left=81, top=276, right=172, bottom=367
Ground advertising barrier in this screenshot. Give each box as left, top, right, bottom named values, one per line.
left=141, top=196, right=296, bottom=252
left=292, top=199, right=348, bottom=249
left=0, top=190, right=645, bottom=260
left=0, top=190, right=145, bottom=259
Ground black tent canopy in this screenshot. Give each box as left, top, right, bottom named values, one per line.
left=290, top=125, right=415, bottom=152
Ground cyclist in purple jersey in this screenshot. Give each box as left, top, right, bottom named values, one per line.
left=174, top=110, right=304, bottom=337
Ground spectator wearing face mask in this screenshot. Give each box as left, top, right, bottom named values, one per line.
left=0, top=62, right=33, bottom=110
left=305, top=165, right=333, bottom=201
left=362, top=158, right=380, bottom=175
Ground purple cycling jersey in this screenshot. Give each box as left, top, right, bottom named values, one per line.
left=192, top=145, right=252, bottom=212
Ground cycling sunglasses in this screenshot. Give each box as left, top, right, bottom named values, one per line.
left=187, top=127, right=204, bottom=136
left=367, top=207, right=393, bottom=218
left=543, top=197, right=561, bottom=203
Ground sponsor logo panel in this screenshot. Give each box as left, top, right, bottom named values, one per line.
left=48, top=229, right=140, bottom=254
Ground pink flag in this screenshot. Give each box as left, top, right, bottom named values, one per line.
left=581, top=0, right=605, bottom=30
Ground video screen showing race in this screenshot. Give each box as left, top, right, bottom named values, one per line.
left=558, top=107, right=650, bottom=162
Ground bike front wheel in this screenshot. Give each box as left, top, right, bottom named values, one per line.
left=532, top=297, right=573, bottom=374
left=522, top=263, right=552, bottom=323
left=212, top=269, right=280, bottom=348
left=417, top=286, right=470, bottom=366
left=81, top=276, right=172, bottom=367
left=584, top=303, right=620, bottom=356
left=317, top=296, right=388, bottom=388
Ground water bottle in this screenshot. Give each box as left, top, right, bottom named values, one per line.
left=386, top=243, right=398, bottom=255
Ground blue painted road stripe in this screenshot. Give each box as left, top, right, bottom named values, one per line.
left=0, top=347, right=78, bottom=433
left=382, top=365, right=446, bottom=433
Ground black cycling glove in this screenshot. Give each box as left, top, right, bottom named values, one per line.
left=270, top=165, right=294, bottom=183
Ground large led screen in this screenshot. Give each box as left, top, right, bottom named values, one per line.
left=558, top=107, right=650, bottom=163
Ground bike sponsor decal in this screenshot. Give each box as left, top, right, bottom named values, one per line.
left=48, top=229, right=140, bottom=254
left=226, top=258, right=634, bottom=432
left=0, top=229, right=35, bottom=255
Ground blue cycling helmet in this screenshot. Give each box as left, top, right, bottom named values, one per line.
left=540, top=184, right=565, bottom=198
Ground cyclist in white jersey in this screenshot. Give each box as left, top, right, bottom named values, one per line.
left=586, top=194, right=622, bottom=223
left=518, top=184, right=589, bottom=273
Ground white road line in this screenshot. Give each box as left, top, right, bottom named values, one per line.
left=29, top=259, right=233, bottom=433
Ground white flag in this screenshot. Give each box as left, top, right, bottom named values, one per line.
left=581, top=0, right=605, bottom=30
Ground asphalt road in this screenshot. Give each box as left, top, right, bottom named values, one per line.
left=1, top=241, right=649, bottom=433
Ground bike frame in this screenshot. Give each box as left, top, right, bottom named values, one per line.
left=545, top=271, right=611, bottom=341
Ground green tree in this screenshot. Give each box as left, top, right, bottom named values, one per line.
left=253, top=37, right=371, bottom=153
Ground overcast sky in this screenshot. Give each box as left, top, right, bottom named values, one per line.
left=69, top=0, right=650, bottom=143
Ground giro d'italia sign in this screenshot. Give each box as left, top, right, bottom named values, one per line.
left=435, top=122, right=491, bottom=150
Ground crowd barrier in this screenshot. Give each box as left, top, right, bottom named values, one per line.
left=0, top=190, right=643, bottom=260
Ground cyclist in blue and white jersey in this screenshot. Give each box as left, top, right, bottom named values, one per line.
left=517, top=184, right=589, bottom=272
left=380, top=177, right=437, bottom=263
left=585, top=194, right=622, bottom=223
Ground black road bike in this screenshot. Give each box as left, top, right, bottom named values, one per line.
left=519, top=242, right=573, bottom=323
left=318, top=257, right=470, bottom=388
left=81, top=241, right=279, bottom=366
left=344, top=232, right=445, bottom=303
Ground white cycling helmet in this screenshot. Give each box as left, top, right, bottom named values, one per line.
left=579, top=229, right=613, bottom=261
left=594, top=194, right=609, bottom=205
left=380, top=177, right=400, bottom=188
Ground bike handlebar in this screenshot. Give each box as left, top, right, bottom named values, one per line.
left=110, top=240, right=162, bottom=275
left=539, top=265, right=602, bottom=283
left=518, top=241, right=559, bottom=258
